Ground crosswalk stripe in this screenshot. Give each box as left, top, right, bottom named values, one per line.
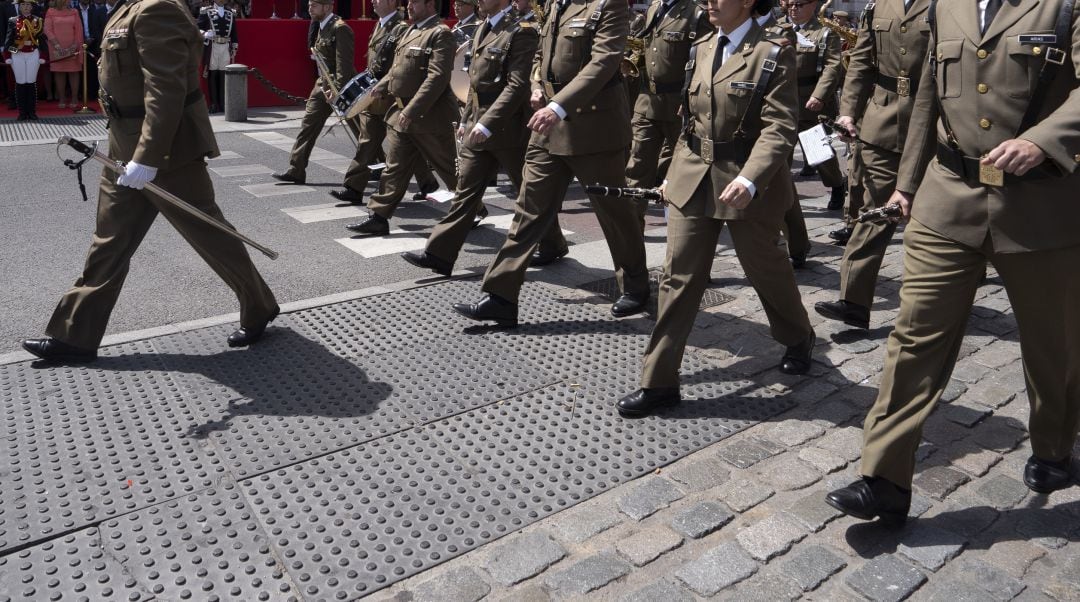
left=209, top=164, right=274, bottom=177
left=208, top=150, right=243, bottom=161
left=281, top=202, right=367, bottom=223
left=334, top=232, right=428, bottom=258
left=240, top=182, right=317, bottom=197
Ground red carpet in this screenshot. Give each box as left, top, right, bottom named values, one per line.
left=0, top=98, right=100, bottom=120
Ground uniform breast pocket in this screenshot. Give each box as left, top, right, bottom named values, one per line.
left=1005, top=34, right=1047, bottom=98
left=101, top=35, right=130, bottom=76
left=560, top=28, right=589, bottom=59
left=404, top=47, right=428, bottom=69
left=725, top=83, right=753, bottom=120
left=872, top=18, right=893, bottom=56
left=660, top=34, right=688, bottom=60
left=936, top=39, right=963, bottom=98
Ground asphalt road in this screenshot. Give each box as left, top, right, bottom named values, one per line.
left=0, top=126, right=670, bottom=353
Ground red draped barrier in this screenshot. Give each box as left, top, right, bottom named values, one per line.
left=234, top=19, right=377, bottom=108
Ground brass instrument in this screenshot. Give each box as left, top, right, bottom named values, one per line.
left=621, top=36, right=645, bottom=78
left=311, top=46, right=360, bottom=148
left=818, top=0, right=858, bottom=66
left=530, top=0, right=546, bottom=27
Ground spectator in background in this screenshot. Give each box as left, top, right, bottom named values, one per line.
left=44, top=0, right=82, bottom=108
left=1, top=0, right=16, bottom=108
left=75, top=0, right=104, bottom=101
left=4, top=0, right=45, bottom=119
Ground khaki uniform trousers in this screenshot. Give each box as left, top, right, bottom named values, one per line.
left=341, top=108, right=438, bottom=194
left=482, top=144, right=650, bottom=303
left=781, top=116, right=847, bottom=258
left=286, top=87, right=360, bottom=179
left=366, top=125, right=458, bottom=219
left=425, top=143, right=566, bottom=265
left=626, top=113, right=680, bottom=225
left=839, top=144, right=901, bottom=309
left=641, top=179, right=813, bottom=388
left=46, top=160, right=278, bottom=350
left=861, top=219, right=1080, bottom=488
left=843, top=139, right=867, bottom=227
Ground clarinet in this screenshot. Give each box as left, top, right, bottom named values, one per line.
left=857, top=203, right=903, bottom=223
left=584, top=186, right=664, bottom=202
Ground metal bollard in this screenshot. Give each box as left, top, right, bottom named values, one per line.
left=224, top=63, right=248, bottom=122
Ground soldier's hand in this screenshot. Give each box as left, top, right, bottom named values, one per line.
left=806, top=97, right=824, bottom=112
left=718, top=181, right=752, bottom=209
left=116, top=161, right=158, bottom=190
left=398, top=113, right=412, bottom=130
left=657, top=181, right=669, bottom=205
left=983, top=139, right=1046, bottom=177
left=887, top=190, right=914, bottom=222
left=467, top=127, right=489, bottom=146
left=835, top=115, right=858, bottom=141
left=529, top=89, right=544, bottom=111
left=456, top=126, right=465, bottom=141
left=528, top=108, right=560, bottom=135
left=323, top=88, right=335, bottom=102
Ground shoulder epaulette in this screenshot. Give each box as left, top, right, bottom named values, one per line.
left=694, top=29, right=715, bottom=44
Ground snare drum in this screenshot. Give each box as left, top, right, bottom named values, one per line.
left=334, top=71, right=380, bottom=119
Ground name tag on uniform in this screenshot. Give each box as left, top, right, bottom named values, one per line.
left=729, top=81, right=756, bottom=90
left=796, top=32, right=814, bottom=47
left=486, top=47, right=505, bottom=56
left=408, top=45, right=424, bottom=50
left=569, top=18, right=588, bottom=28
left=662, top=32, right=685, bottom=41
left=1018, top=34, right=1057, bottom=44
left=105, top=27, right=127, bottom=38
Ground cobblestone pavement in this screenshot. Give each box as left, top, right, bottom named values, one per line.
left=3, top=169, right=1079, bottom=602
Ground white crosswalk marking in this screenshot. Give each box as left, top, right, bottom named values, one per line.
left=241, top=182, right=317, bottom=197
left=244, top=131, right=354, bottom=174
left=208, top=150, right=243, bottom=161
left=209, top=164, right=274, bottom=177
left=335, top=232, right=429, bottom=257
left=281, top=202, right=367, bottom=223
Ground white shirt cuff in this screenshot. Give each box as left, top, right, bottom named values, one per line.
left=474, top=123, right=492, bottom=137
left=734, top=175, right=756, bottom=198
left=546, top=101, right=566, bottom=120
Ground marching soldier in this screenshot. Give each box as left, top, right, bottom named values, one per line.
left=813, top=0, right=931, bottom=329
left=197, top=0, right=238, bottom=113
left=777, top=0, right=845, bottom=266
left=345, top=0, right=459, bottom=236
left=400, top=0, right=538, bottom=275
left=452, top=0, right=652, bottom=326
left=827, top=0, right=1080, bottom=522
left=22, top=0, right=278, bottom=364
left=327, top=0, right=439, bottom=205
left=271, top=0, right=358, bottom=185
left=616, top=0, right=816, bottom=418
left=624, top=0, right=713, bottom=224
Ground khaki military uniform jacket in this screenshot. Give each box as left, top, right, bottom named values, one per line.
left=531, top=0, right=632, bottom=155
left=839, top=0, right=931, bottom=152
left=461, top=10, right=538, bottom=150
left=373, top=15, right=458, bottom=133
left=781, top=17, right=844, bottom=114
left=633, top=0, right=713, bottom=122
left=313, top=15, right=356, bottom=91
left=99, top=0, right=218, bottom=170
left=664, top=24, right=799, bottom=222
left=897, top=0, right=1080, bottom=253
left=365, top=12, right=409, bottom=115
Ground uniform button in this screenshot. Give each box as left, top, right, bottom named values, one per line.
left=900, top=25, right=907, bottom=32
left=591, top=105, right=596, bottom=110
left=979, top=118, right=991, bottom=129
left=1033, top=46, right=1042, bottom=55
left=706, top=90, right=711, bottom=96
left=1074, top=153, right=1080, bottom=163
left=938, top=52, right=944, bottom=60
left=652, top=47, right=657, bottom=51
left=977, top=83, right=988, bottom=93
left=977, top=48, right=988, bottom=58
left=899, top=69, right=907, bottom=76
left=899, top=47, right=907, bottom=55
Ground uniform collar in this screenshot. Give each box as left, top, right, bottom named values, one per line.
left=718, top=16, right=753, bottom=49
left=319, top=12, right=335, bottom=30
left=487, top=4, right=512, bottom=27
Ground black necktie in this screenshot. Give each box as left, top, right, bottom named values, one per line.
left=643, top=1, right=673, bottom=36
left=479, top=18, right=491, bottom=40
left=982, top=0, right=1003, bottom=33
left=711, top=35, right=730, bottom=74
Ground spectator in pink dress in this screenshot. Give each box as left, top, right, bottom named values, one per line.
left=43, top=0, right=81, bottom=108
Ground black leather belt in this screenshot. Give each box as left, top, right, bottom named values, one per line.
left=935, top=143, right=1053, bottom=186
left=543, top=73, right=624, bottom=97
left=797, top=75, right=819, bottom=87
left=100, top=89, right=203, bottom=119
left=687, top=134, right=750, bottom=164
left=876, top=73, right=917, bottom=97
left=645, top=79, right=682, bottom=94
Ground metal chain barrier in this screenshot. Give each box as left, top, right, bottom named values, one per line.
left=248, top=67, right=308, bottom=105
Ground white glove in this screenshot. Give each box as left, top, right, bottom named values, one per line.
left=203, top=30, right=214, bottom=40
left=116, top=161, right=158, bottom=190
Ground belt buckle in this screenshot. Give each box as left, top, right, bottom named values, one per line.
left=978, top=156, right=1004, bottom=187
left=700, top=136, right=713, bottom=164
left=896, top=76, right=910, bottom=97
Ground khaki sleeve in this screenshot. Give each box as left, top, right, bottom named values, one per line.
left=812, top=28, right=844, bottom=103
left=549, top=0, right=629, bottom=114
left=740, top=44, right=799, bottom=189
left=895, top=46, right=937, bottom=194
left=401, top=27, right=454, bottom=120
left=334, top=23, right=356, bottom=87
left=838, top=11, right=875, bottom=118
left=1019, top=4, right=1080, bottom=175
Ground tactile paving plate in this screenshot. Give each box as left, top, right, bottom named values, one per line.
left=240, top=430, right=534, bottom=601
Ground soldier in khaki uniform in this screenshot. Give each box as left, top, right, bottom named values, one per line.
left=624, top=0, right=713, bottom=221
left=452, top=0, right=651, bottom=326
left=401, top=0, right=538, bottom=275
left=327, top=0, right=438, bottom=204
left=272, top=0, right=358, bottom=185
left=778, top=0, right=845, bottom=265
left=827, top=0, right=1080, bottom=523
left=813, top=0, right=931, bottom=329
left=345, top=0, right=460, bottom=236
left=617, top=0, right=816, bottom=418
left=22, top=0, right=278, bottom=363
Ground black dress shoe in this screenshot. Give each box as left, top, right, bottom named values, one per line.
left=345, top=214, right=390, bottom=236
left=530, top=247, right=569, bottom=267
left=271, top=171, right=306, bottom=185
left=21, top=338, right=97, bottom=363
left=368, top=169, right=383, bottom=182
left=814, top=300, right=870, bottom=329
left=779, top=329, right=815, bottom=374
left=825, top=476, right=911, bottom=526
left=611, top=292, right=650, bottom=317
left=827, top=185, right=846, bottom=210
left=828, top=226, right=854, bottom=244
left=472, top=205, right=489, bottom=229
left=412, top=183, right=439, bottom=201
left=329, top=187, right=363, bottom=204
left=1023, top=455, right=1074, bottom=493
left=227, top=306, right=280, bottom=348
left=452, top=294, right=518, bottom=327
left=790, top=252, right=808, bottom=269
left=617, top=387, right=681, bottom=418
left=401, top=251, right=453, bottom=276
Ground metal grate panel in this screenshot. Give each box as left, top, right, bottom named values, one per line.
left=0, top=116, right=108, bottom=144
